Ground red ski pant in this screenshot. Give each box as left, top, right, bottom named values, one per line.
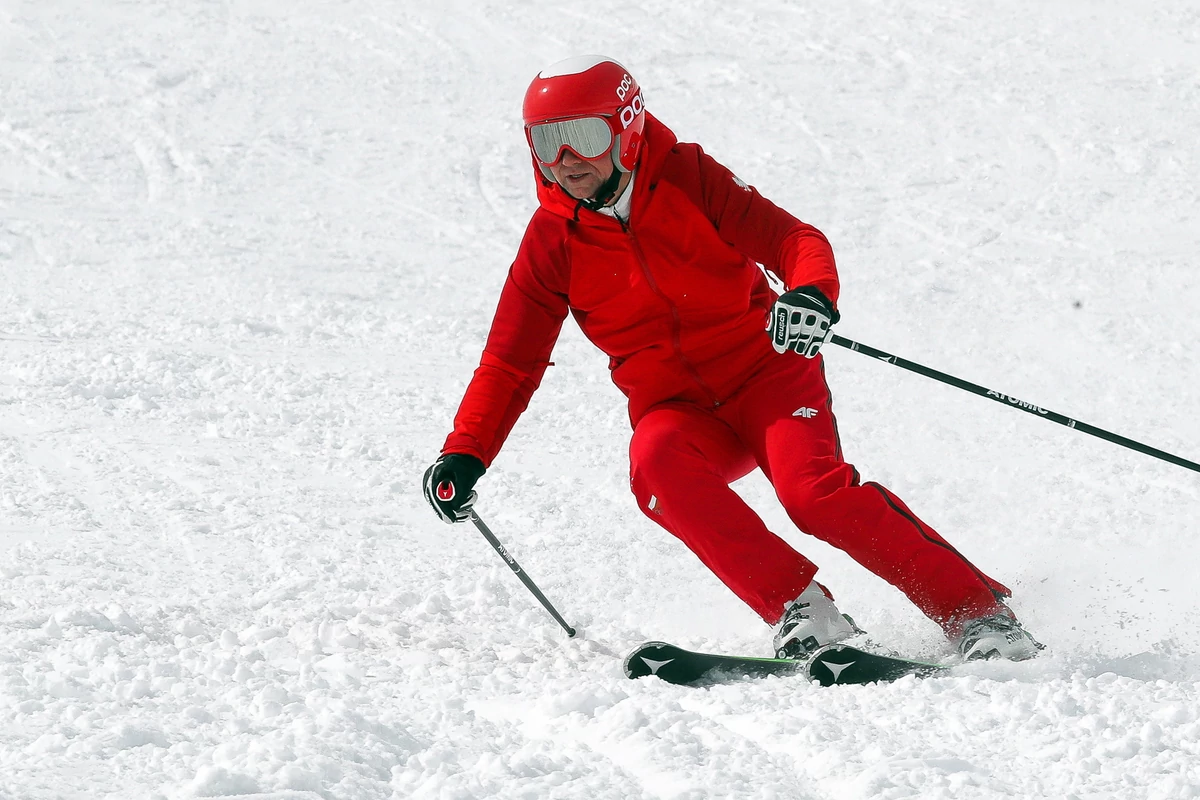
left=628, top=355, right=1009, bottom=634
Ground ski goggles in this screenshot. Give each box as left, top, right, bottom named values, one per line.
left=527, top=116, right=615, bottom=165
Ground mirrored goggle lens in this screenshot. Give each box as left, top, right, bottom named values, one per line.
left=529, top=117, right=614, bottom=164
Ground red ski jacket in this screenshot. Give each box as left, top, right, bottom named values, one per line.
left=442, top=114, right=838, bottom=467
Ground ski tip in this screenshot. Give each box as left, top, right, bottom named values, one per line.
left=805, top=642, right=948, bottom=686
left=623, top=641, right=676, bottom=680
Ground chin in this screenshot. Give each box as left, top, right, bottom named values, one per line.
left=563, top=183, right=598, bottom=201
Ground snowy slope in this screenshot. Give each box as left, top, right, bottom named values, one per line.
left=2, top=1, right=1199, bottom=798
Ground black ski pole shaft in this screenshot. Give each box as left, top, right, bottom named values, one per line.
left=829, top=334, right=1200, bottom=475
left=468, top=510, right=577, bottom=637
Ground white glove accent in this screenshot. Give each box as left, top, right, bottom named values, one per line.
left=767, top=289, right=837, bottom=358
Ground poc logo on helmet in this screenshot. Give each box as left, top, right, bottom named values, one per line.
left=616, top=73, right=634, bottom=101
left=619, top=90, right=644, bottom=130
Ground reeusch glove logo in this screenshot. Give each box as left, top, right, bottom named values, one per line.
left=436, top=481, right=456, bottom=502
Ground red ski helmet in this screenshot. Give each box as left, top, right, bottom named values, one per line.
left=522, top=56, right=646, bottom=181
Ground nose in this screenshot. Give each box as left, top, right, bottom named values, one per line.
left=558, top=148, right=584, bottom=166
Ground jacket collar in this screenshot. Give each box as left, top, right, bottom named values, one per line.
left=530, top=113, right=677, bottom=225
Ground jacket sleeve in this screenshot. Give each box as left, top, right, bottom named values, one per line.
left=440, top=217, right=570, bottom=468
left=692, top=146, right=839, bottom=306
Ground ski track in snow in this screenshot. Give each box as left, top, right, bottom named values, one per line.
left=2, top=1, right=1200, bottom=798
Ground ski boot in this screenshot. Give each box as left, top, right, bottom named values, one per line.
left=957, top=611, right=1044, bottom=661
left=772, top=582, right=861, bottom=659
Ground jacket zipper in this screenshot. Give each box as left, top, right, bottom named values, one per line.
left=618, top=217, right=722, bottom=408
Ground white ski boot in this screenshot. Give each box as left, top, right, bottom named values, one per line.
left=772, top=582, right=860, bottom=659
left=957, top=611, right=1043, bottom=661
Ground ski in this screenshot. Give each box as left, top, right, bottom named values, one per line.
left=623, top=641, right=948, bottom=686
left=805, top=643, right=948, bottom=686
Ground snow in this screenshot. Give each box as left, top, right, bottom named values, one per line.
left=2, top=0, right=1199, bottom=797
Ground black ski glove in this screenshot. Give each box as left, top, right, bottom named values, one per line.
left=422, top=453, right=486, bottom=524
left=766, top=285, right=840, bottom=358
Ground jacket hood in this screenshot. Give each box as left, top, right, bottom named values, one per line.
left=530, top=112, right=678, bottom=223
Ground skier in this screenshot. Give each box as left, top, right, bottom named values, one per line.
left=422, top=55, right=1042, bottom=662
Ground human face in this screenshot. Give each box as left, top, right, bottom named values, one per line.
left=547, top=149, right=615, bottom=201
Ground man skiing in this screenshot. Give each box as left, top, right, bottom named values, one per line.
left=423, top=55, right=1042, bottom=662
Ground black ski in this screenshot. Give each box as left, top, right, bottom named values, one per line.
left=805, top=643, right=947, bottom=686
left=623, top=641, right=947, bottom=686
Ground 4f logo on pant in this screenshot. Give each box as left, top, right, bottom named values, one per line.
left=792, top=407, right=819, bottom=418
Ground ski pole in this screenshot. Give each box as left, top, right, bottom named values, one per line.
left=468, top=510, right=577, bottom=637
left=829, top=334, right=1200, bottom=475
